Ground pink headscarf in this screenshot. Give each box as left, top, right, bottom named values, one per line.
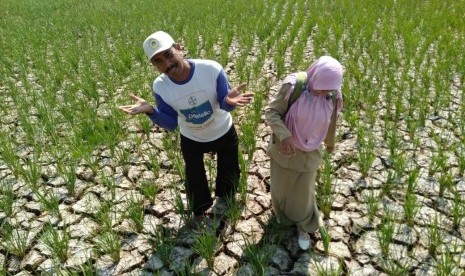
left=306, top=56, right=343, bottom=91
left=284, top=56, right=344, bottom=111
left=282, top=56, right=344, bottom=152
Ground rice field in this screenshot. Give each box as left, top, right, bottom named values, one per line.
left=0, top=0, right=464, bottom=275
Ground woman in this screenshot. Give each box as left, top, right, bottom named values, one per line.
left=265, top=56, right=343, bottom=250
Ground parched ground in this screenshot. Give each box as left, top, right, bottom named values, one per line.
left=1, top=30, right=465, bottom=275
left=1, top=77, right=464, bottom=275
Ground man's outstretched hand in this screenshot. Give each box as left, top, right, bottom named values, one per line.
left=225, top=83, right=254, bottom=107
left=118, top=94, right=154, bottom=115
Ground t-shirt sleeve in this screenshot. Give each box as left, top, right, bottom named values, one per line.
left=146, top=93, right=178, bottom=131
left=216, top=68, right=234, bottom=111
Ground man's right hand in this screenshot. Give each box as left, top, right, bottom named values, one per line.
left=118, top=94, right=154, bottom=115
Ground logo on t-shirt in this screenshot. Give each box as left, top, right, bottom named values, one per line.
left=188, top=96, right=198, bottom=106
left=179, top=100, right=213, bottom=125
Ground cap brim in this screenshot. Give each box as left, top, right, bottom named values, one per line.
left=148, top=44, right=172, bottom=61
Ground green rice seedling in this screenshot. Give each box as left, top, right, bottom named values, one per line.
left=140, top=180, right=159, bottom=205
left=429, top=150, right=447, bottom=178
left=92, top=114, right=125, bottom=157
left=365, top=188, right=379, bottom=224
left=403, top=191, right=419, bottom=227
left=0, top=180, right=14, bottom=217
left=241, top=234, right=274, bottom=276
left=0, top=258, right=6, bottom=276
left=146, top=149, right=161, bottom=177
left=314, top=260, right=343, bottom=276
left=75, top=258, right=97, bottom=276
left=151, top=227, right=175, bottom=267
left=261, top=217, right=287, bottom=246
left=290, top=37, right=305, bottom=70
left=435, top=242, right=461, bottom=276
left=392, top=155, right=406, bottom=185
left=274, top=51, right=286, bottom=80
left=317, top=153, right=335, bottom=218
left=219, top=39, right=230, bottom=66
left=0, top=222, right=29, bottom=258
left=240, top=120, right=257, bottom=164
left=451, top=189, right=464, bottom=231
left=357, top=125, right=376, bottom=178
left=41, top=223, right=70, bottom=263
left=32, top=188, right=61, bottom=219
left=125, top=196, right=145, bottom=233
left=171, top=153, right=185, bottom=180
left=428, top=132, right=447, bottom=177
left=410, top=135, right=421, bottom=156
left=377, top=210, right=396, bottom=256
left=0, top=133, right=23, bottom=179
left=116, top=148, right=131, bottom=169
left=17, top=110, right=38, bottom=147
left=453, top=142, right=465, bottom=176
left=94, top=229, right=121, bottom=262
left=173, top=188, right=192, bottom=227
left=238, top=151, right=249, bottom=203
left=378, top=258, right=410, bottom=276
left=406, top=167, right=419, bottom=193
left=57, top=161, right=77, bottom=197
left=224, top=194, right=242, bottom=227
left=393, top=91, right=405, bottom=123
left=251, top=47, right=267, bottom=81
left=344, top=111, right=359, bottom=132
left=131, top=132, right=144, bottom=153
left=319, top=226, right=330, bottom=256
left=95, top=200, right=115, bottom=232
left=405, top=111, right=418, bottom=143
left=22, top=158, right=42, bottom=189
left=82, top=152, right=100, bottom=178
left=172, top=259, right=197, bottom=276
left=36, top=101, right=59, bottom=147
left=162, top=131, right=185, bottom=179
left=387, top=126, right=400, bottom=158
left=381, top=171, right=397, bottom=198
left=403, top=165, right=420, bottom=226
left=365, top=105, right=378, bottom=129
left=236, top=55, right=251, bottom=84
left=101, top=172, right=117, bottom=200
left=426, top=215, right=443, bottom=256
left=192, top=227, right=219, bottom=270
left=438, top=172, right=453, bottom=198
left=252, top=86, right=265, bottom=120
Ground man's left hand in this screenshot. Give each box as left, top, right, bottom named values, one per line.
left=225, top=83, right=254, bottom=107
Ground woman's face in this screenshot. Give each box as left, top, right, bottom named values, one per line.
left=313, top=89, right=336, bottom=96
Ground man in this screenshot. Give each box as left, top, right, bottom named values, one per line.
left=119, top=31, right=253, bottom=225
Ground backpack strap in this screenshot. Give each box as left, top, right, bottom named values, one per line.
left=287, top=71, right=307, bottom=111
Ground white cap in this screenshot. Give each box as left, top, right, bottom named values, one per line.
left=143, top=31, right=175, bottom=61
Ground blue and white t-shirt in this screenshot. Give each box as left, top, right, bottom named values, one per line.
left=148, top=59, right=235, bottom=142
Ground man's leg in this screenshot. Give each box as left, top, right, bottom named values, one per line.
left=214, top=125, right=240, bottom=199
left=180, top=135, right=213, bottom=216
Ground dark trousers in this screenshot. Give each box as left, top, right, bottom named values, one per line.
left=181, top=125, right=240, bottom=216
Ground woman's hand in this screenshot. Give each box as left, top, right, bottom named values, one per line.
left=118, top=94, right=154, bottom=115
left=326, top=145, right=334, bottom=153
left=279, top=137, right=296, bottom=157
left=225, top=83, right=254, bottom=107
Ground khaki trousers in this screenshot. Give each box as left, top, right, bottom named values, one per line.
left=270, top=149, right=322, bottom=233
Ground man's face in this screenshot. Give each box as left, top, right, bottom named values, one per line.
left=150, top=44, right=183, bottom=76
